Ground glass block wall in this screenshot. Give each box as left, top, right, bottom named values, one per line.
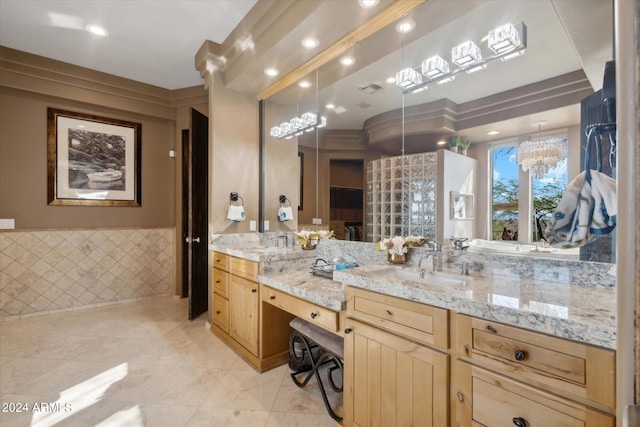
left=366, top=152, right=438, bottom=242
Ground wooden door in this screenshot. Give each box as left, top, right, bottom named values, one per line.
left=229, top=275, right=259, bottom=356
left=182, top=108, right=209, bottom=319
left=344, top=319, right=449, bottom=427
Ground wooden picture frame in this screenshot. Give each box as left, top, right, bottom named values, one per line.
left=47, top=108, right=141, bottom=206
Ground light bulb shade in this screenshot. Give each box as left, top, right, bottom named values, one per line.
left=290, top=117, right=303, bottom=130
left=488, top=23, right=521, bottom=54
left=316, top=116, right=327, bottom=128
left=280, top=122, right=292, bottom=134
left=421, top=55, right=449, bottom=78
left=516, top=138, right=566, bottom=179
left=301, top=112, right=317, bottom=126
left=395, top=67, right=422, bottom=89
left=270, top=126, right=283, bottom=138
left=452, top=41, right=482, bottom=67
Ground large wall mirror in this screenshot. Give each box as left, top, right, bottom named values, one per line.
left=261, top=0, right=615, bottom=262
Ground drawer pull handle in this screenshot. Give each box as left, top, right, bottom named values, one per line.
left=386, top=309, right=393, bottom=316
left=269, top=295, right=276, bottom=300
left=512, top=417, right=526, bottom=427
left=216, top=280, right=221, bottom=284
left=344, top=328, right=352, bottom=334
left=487, top=325, right=497, bottom=333
left=216, top=310, right=221, bottom=315
left=251, top=288, right=257, bottom=293
left=514, top=350, right=527, bottom=361
left=456, top=391, right=464, bottom=403
left=216, top=258, right=221, bottom=263
left=310, top=312, right=318, bottom=319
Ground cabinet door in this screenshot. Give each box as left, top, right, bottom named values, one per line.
left=229, top=275, right=259, bottom=356
left=344, top=319, right=448, bottom=427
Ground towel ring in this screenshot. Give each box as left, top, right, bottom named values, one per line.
left=279, top=194, right=291, bottom=207
left=230, top=192, right=244, bottom=206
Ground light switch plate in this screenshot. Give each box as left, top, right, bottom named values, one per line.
left=312, top=218, right=322, bottom=225
left=249, top=220, right=256, bottom=231
left=264, top=220, right=270, bottom=231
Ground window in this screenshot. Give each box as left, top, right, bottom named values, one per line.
left=490, top=138, right=567, bottom=242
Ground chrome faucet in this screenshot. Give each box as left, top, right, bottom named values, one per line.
left=419, top=241, right=443, bottom=277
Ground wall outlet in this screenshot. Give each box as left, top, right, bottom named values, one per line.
left=169, top=150, right=175, bottom=158
left=312, top=218, right=322, bottom=225
left=249, top=220, right=256, bottom=231
left=264, top=220, right=270, bottom=231
left=0, top=219, right=15, bottom=229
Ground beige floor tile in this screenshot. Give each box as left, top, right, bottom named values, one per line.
left=0, top=357, right=68, bottom=394
left=0, top=393, right=60, bottom=427
left=185, top=407, right=270, bottom=427
left=265, top=411, right=340, bottom=427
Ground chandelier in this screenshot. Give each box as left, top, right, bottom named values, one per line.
left=270, top=112, right=326, bottom=139
left=516, top=129, right=566, bottom=179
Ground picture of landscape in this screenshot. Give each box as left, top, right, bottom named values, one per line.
left=67, top=129, right=126, bottom=191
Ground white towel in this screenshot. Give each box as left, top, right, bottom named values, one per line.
left=278, top=206, right=294, bottom=222
left=227, top=205, right=246, bottom=222
left=545, top=169, right=616, bottom=248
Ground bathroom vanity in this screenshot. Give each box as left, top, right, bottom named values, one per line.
left=210, top=238, right=616, bottom=426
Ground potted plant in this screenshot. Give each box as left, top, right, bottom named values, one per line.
left=449, top=136, right=461, bottom=153
left=458, top=139, right=471, bottom=155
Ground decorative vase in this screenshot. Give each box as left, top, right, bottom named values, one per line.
left=387, top=252, right=406, bottom=264
left=301, top=241, right=316, bottom=250
left=450, top=146, right=459, bottom=154
left=460, top=148, right=468, bottom=156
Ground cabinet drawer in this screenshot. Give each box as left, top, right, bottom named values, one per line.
left=213, top=269, right=229, bottom=298
left=212, top=252, right=230, bottom=272
left=457, top=315, right=615, bottom=411
left=212, top=295, right=229, bottom=333
left=471, top=368, right=614, bottom=427
left=262, top=285, right=339, bottom=333
left=346, top=287, right=448, bottom=349
left=230, top=256, right=260, bottom=281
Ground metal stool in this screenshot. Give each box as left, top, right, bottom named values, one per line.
left=289, top=317, right=344, bottom=422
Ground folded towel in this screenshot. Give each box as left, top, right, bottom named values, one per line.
left=278, top=206, right=294, bottom=222
left=227, top=205, right=246, bottom=222
left=545, top=169, right=616, bottom=248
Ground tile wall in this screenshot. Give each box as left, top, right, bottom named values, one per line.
left=0, top=228, right=175, bottom=319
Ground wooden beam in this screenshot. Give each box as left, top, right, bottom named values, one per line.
left=256, top=0, right=425, bottom=100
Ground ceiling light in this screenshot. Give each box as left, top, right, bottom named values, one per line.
left=437, top=140, right=447, bottom=146
left=516, top=124, right=566, bottom=179
left=435, top=76, right=455, bottom=85
left=340, top=56, right=355, bottom=66
left=395, top=67, right=422, bottom=89
left=395, top=19, right=415, bottom=33
left=301, top=37, right=319, bottom=49
left=358, top=0, right=379, bottom=8
left=452, top=40, right=482, bottom=67
left=421, top=55, right=449, bottom=79
left=264, top=68, right=279, bottom=77
left=386, top=76, right=396, bottom=84
left=488, top=23, right=521, bottom=54
left=270, top=112, right=326, bottom=139
left=465, top=64, right=487, bottom=74
left=298, top=81, right=311, bottom=88
left=500, top=50, right=525, bottom=61
left=487, top=130, right=501, bottom=136
left=326, top=104, right=335, bottom=109
left=85, top=24, right=108, bottom=37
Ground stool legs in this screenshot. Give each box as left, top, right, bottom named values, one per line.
left=289, top=331, right=343, bottom=422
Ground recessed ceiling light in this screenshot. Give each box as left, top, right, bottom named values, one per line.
left=301, top=37, right=319, bottom=49
left=264, top=68, right=279, bottom=77
left=386, top=76, right=396, bottom=84
left=487, top=130, right=501, bottom=136
left=395, top=19, right=415, bottom=33
left=340, top=56, right=355, bottom=66
left=437, top=140, right=447, bottom=146
left=298, top=81, right=311, bottom=88
left=326, top=104, right=335, bottom=109
left=85, top=24, right=108, bottom=37
left=358, top=0, right=379, bottom=8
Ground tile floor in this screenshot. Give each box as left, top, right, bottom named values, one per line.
left=0, top=296, right=341, bottom=426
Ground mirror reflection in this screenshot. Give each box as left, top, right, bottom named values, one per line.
left=262, top=0, right=615, bottom=263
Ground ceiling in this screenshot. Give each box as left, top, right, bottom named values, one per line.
left=0, top=0, right=613, bottom=146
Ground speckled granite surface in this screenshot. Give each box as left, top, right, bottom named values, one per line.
left=333, top=264, right=616, bottom=349
left=258, top=270, right=345, bottom=311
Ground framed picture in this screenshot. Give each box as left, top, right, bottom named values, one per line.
left=47, top=108, right=141, bottom=206
left=450, top=191, right=474, bottom=220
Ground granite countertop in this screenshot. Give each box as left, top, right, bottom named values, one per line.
left=209, top=243, right=317, bottom=262
left=333, top=264, right=616, bottom=350
left=257, top=269, right=345, bottom=311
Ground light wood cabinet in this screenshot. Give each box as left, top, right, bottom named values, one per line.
left=454, top=314, right=616, bottom=426
left=229, top=274, right=259, bottom=356
left=344, top=287, right=449, bottom=427
left=262, top=285, right=340, bottom=333
left=210, top=251, right=293, bottom=372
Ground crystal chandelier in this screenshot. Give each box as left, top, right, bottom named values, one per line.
left=270, top=112, right=326, bottom=140
left=516, top=129, right=566, bottom=179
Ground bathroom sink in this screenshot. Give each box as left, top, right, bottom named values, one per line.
left=375, top=266, right=472, bottom=287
